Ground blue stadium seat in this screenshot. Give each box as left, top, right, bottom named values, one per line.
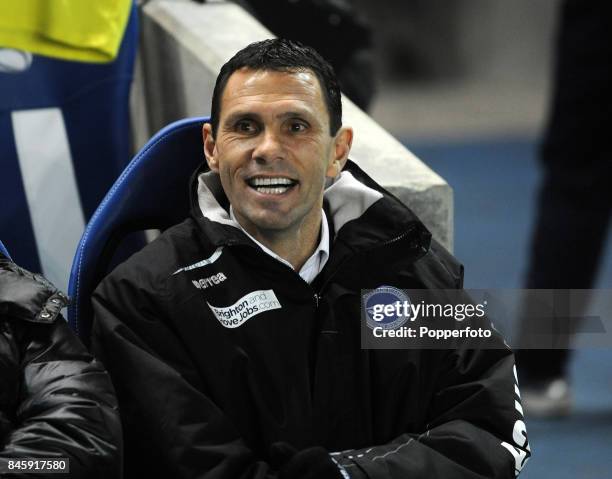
left=0, top=4, right=137, bottom=291
left=68, top=117, right=209, bottom=345
left=0, top=240, right=10, bottom=259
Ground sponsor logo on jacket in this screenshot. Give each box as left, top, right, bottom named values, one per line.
left=207, top=289, right=281, bottom=328
left=500, top=365, right=530, bottom=476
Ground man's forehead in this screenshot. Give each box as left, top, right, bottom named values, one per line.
left=221, top=67, right=325, bottom=107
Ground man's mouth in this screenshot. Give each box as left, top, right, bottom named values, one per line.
left=246, top=177, right=298, bottom=195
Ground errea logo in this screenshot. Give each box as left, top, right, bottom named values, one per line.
left=192, top=272, right=227, bottom=290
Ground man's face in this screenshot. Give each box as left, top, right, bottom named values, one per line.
left=203, top=68, right=352, bottom=239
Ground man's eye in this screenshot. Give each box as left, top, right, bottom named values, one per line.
left=289, top=122, right=308, bottom=133
left=236, top=120, right=257, bottom=133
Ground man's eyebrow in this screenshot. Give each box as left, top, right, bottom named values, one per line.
left=222, top=109, right=315, bottom=127
left=222, top=112, right=261, bottom=126
left=276, top=110, right=313, bottom=120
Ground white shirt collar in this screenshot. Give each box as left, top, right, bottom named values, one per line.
left=229, top=207, right=330, bottom=284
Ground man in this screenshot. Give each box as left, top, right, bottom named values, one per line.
left=92, top=39, right=529, bottom=478
left=0, top=251, right=122, bottom=478
left=515, top=0, right=612, bottom=416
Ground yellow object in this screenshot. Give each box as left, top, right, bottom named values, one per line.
left=0, top=0, right=133, bottom=63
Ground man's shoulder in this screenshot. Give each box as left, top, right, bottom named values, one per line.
left=410, top=238, right=464, bottom=289
left=97, top=218, right=218, bottom=295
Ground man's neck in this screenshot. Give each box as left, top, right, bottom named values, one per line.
left=260, top=230, right=319, bottom=271
left=231, top=209, right=322, bottom=271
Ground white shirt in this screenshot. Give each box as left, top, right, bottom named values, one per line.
left=230, top=207, right=330, bottom=284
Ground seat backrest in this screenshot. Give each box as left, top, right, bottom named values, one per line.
left=0, top=4, right=137, bottom=290
left=0, top=240, right=11, bottom=259
left=68, top=117, right=208, bottom=345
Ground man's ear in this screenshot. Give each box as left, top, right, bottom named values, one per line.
left=326, top=126, right=353, bottom=178
left=203, top=123, right=218, bottom=172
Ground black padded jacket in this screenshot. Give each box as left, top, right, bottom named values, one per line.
left=92, top=161, right=530, bottom=478
left=0, top=254, right=122, bottom=478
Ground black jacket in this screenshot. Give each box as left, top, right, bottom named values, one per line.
left=92, top=161, right=530, bottom=478
left=0, top=254, right=122, bottom=478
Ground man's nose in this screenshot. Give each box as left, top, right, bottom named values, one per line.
left=252, top=129, right=285, bottom=163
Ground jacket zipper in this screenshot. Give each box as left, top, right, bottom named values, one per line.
left=231, top=241, right=324, bottom=309
left=226, top=227, right=425, bottom=308
left=374, top=225, right=425, bottom=252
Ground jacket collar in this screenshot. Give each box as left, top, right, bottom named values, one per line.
left=189, top=160, right=431, bottom=255
left=0, top=257, right=67, bottom=323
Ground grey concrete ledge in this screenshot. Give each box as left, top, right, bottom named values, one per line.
left=134, top=0, right=453, bottom=251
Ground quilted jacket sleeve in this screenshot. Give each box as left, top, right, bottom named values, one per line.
left=0, top=258, right=122, bottom=479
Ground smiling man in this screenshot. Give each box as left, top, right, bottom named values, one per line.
left=92, top=39, right=529, bottom=478
left=204, top=65, right=351, bottom=273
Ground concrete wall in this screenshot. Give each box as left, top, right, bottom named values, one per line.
left=132, top=0, right=453, bottom=251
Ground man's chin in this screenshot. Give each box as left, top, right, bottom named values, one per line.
left=231, top=207, right=291, bottom=231
left=249, top=215, right=294, bottom=233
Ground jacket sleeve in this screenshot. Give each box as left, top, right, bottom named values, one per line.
left=0, top=315, right=122, bottom=479
left=0, top=259, right=122, bottom=479
left=332, top=344, right=530, bottom=479
left=91, top=270, right=343, bottom=479
left=330, top=239, right=529, bottom=478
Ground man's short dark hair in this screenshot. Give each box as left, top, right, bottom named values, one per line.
left=210, top=38, right=342, bottom=137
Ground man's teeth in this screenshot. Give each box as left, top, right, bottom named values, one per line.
left=248, top=177, right=296, bottom=194
left=256, top=186, right=291, bottom=195
left=250, top=177, right=294, bottom=186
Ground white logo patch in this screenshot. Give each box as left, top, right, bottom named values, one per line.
left=208, top=289, right=281, bottom=328
left=192, top=272, right=227, bottom=290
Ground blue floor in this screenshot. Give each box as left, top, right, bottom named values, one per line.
left=408, top=137, right=612, bottom=478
